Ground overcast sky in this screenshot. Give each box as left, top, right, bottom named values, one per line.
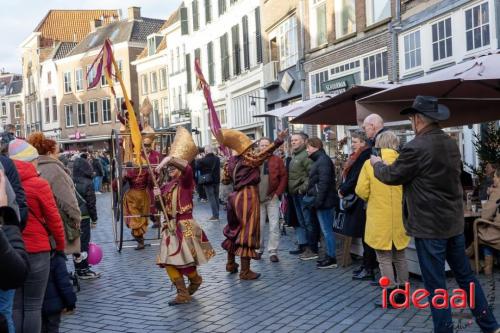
left=0, top=0, right=182, bottom=74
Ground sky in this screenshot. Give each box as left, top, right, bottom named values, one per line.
left=0, top=0, right=182, bottom=74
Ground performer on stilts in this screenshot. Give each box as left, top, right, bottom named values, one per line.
left=155, top=126, right=215, bottom=305
left=218, top=128, right=288, bottom=280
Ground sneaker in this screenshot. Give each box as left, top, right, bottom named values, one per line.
left=289, top=245, right=305, bottom=255
left=270, top=255, right=279, bottom=263
left=208, top=216, right=219, bottom=222
left=77, top=269, right=101, bottom=280
left=317, top=257, right=338, bottom=269
left=95, top=191, right=102, bottom=195
left=299, top=249, right=319, bottom=261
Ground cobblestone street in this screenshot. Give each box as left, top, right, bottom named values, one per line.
left=59, top=193, right=500, bottom=333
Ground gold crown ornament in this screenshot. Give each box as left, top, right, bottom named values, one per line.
left=219, top=129, right=253, bottom=155
left=140, top=97, right=153, bottom=116
left=169, top=126, right=198, bottom=163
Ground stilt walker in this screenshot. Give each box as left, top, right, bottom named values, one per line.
left=155, top=126, right=215, bottom=305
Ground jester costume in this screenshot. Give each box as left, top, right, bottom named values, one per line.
left=156, top=127, right=215, bottom=305
left=219, top=129, right=283, bottom=280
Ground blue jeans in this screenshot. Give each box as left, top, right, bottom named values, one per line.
left=483, top=245, right=494, bottom=256
left=316, top=208, right=336, bottom=258
left=204, top=184, right=219, bottom=219
left=93, top=176, right=102, bottom=192
left=0, top=289, right=15, bottom=333
left=415, top=234, right=499, bottom=333
left=291, top=195, right=307, bottom=246
left=293, top=195, right=318, bottom=251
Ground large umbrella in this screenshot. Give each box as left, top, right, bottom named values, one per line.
left=356, top=52, right=500, bottom=127
left=291, top=84, right=392, bottom=125
left=254, top=97, right=330, bottom=119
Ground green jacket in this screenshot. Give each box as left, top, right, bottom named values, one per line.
left=288, top=146, right=312, bottom=195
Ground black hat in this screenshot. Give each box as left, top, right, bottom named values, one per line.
left=400, top=95, right=450, bottom=121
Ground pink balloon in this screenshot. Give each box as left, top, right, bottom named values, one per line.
left=88, top=243, right=103, bottom=265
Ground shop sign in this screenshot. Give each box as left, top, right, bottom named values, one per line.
left=321, top=74, right=357, bottom=96
left=69, top=131, right=86, bottom=140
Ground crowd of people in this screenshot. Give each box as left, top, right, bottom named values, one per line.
left=0, top=129, right=100, bottom=333
left=1, top=94, right=499, bottom=333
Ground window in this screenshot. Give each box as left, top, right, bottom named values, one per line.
left=86, top=65, right=97, bottom=88
left=335, top=0, right=356, bottom=38
left=65, top=105, right=73, bottom=127
left=152, top=99, right=160, bottom=128
left=231, top=24, right=241, bottom=76
left=63, top=72, right=72, bottom=93
left=89, top=101, right=98, bottom=124
left=465, top=3, right=490, bottom=51
left=176, top=47, right=181, bottom=72
left=195, top=48, right=201, bottom=64
left=150, top=72, right=158, bottom=93
left=102, top=99, right=111, bottom=123
left=162, top=97, right=169, bottom=127
left=331, top=59, right=360, bottom=75
left=15, top=103, right=21, bottom=119
left=207, top=42, right=215, bottom=85
left=432, top=18, right=452, bottom=61
left=403, top=30, right=421, bottom=70
left=77, top=103, right=86, bottom=126
left=192, top=0, right=199, bottom=31
left=272, top=16, right=298, bottom=70
left=75, top=69, right=83, bottom=91
left=52, top=96, right=57, bottom=121
left=205, top=0, right=212, bottom=24
left=180, top=6, right=189, bottom=35
left=160, top=68, right=167, bottom=90
left=365, top=0, right=391, bottom=26
left=255, top=7, right=263, bottom=63
left=115, top=97, right=124, bottom=121
left=311, top=70, right=329, bottom=95
left=148, top=37, right=156, bottom=56
left=114, top=60, right=123, bottom=83
left=141, top=74, right=148, bottom=94
left=218, top=0, right=226, bottom=16
left=170, top=50, right=175, bottom=73
left=186, top=54, right=193, bottom=92
left=220, top=33, right=230, bottom=82
left=311, top=0, right=327, bottom=48
left=1, top=102, right=6, bottom=117
left=47, top=72, right=52, bottom=84
left=242, top=16, right=250, bottom=70
left=44, top=98, right=50, bottom=123
left=363, top=51, right=388, bottom=81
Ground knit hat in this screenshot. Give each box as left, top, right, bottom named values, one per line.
left=9, top=139, right=39, bottom=162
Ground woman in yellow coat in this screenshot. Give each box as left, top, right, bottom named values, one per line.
left=355, top=131, right=410, bottom=300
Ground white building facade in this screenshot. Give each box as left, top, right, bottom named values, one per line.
left=178, top=0, right=265, bottom=145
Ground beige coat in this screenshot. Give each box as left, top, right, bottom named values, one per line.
left=478, top=187, right=500, bottom=250
left=38, top=156, right=81, bottom=254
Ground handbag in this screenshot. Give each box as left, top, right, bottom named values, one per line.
left=198, top=161, right=216, bottom=185
left=333, top=211, right=346, bottom=230
left=341, top=194, right=358, bottom=211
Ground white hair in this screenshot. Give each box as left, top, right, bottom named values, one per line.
left=364, top=113, right=384, bottom=130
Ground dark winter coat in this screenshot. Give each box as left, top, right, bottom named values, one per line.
left=0, top=155, right=28, bottom=229
left=74, top=177, right=97, bottom=222
left=42, top=252, right=77, bottom=315
left=196, top=153, right=221, bottom=185
left=72, top=156, right=93, bottom=180
left=0, top=207, right=29, bottom=290
left=92, top=159, right=104, bottom=177
left=373, top=125, right=464, bottom=239
left=336, top=148, right=371, bottom=238
left=306, top=149, right=338, bottom=210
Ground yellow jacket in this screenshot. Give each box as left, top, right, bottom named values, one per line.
left=355, top=148, right=410, bottom=250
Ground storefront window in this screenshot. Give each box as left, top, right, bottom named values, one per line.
left=335, top=0, right=356, bottom=38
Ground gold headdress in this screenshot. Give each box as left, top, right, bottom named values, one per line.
left=169, top=126, right=197, bottom=163
left=219, top=129, right=253, bottom=155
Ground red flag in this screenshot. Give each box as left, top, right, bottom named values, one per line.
left=194, top=58, right=230, bottom=156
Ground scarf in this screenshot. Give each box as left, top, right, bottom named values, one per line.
left=342, top=146, right=369, bottom=179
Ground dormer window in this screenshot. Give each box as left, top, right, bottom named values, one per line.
left=147, top=35, right=163, bottom=56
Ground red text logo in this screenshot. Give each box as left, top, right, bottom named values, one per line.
left=379, top=277, right=475, bottom=309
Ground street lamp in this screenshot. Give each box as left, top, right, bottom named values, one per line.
left=249, top=96, right=266, bottom=106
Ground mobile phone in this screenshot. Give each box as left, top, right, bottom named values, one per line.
left=371, top=147, right=381, bottom=157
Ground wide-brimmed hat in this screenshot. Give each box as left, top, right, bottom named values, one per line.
left=400, top=95, right=450, bottom=121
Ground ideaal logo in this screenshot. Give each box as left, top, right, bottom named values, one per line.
left=379, top=277, right=475, bottom=309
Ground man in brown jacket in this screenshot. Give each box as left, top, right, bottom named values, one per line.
left=256, top=138, right=287, bottom=262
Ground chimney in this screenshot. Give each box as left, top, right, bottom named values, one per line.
left=90, top=19, right=102, bottom=32
left=128, top=7, right=141, bottom=20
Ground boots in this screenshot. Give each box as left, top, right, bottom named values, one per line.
left=168, top=278, right=192, bottom=306
left=134, top=236, right=145, bottom=250
left=484, top=255, right=494, bottom=276
left=239, top=257, right=261, bottom=280
left=226, top=253, right=239, bottom=274
left=187, top=273, right=203, bottom=295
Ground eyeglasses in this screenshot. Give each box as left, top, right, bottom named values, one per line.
left=144, top=144, right=152, bottom=148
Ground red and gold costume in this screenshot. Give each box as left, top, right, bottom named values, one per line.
left=156, top=126, right=215, bottom=306
left=145, top=147, right=162, bottom=219
left=217, top=129, right=283, bottom=280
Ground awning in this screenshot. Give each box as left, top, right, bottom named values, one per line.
left=254, top=97, right=330, bottom=119
left=291, top=84, right=392, bottom=125
left=57, top=135, right=110, bottom=144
